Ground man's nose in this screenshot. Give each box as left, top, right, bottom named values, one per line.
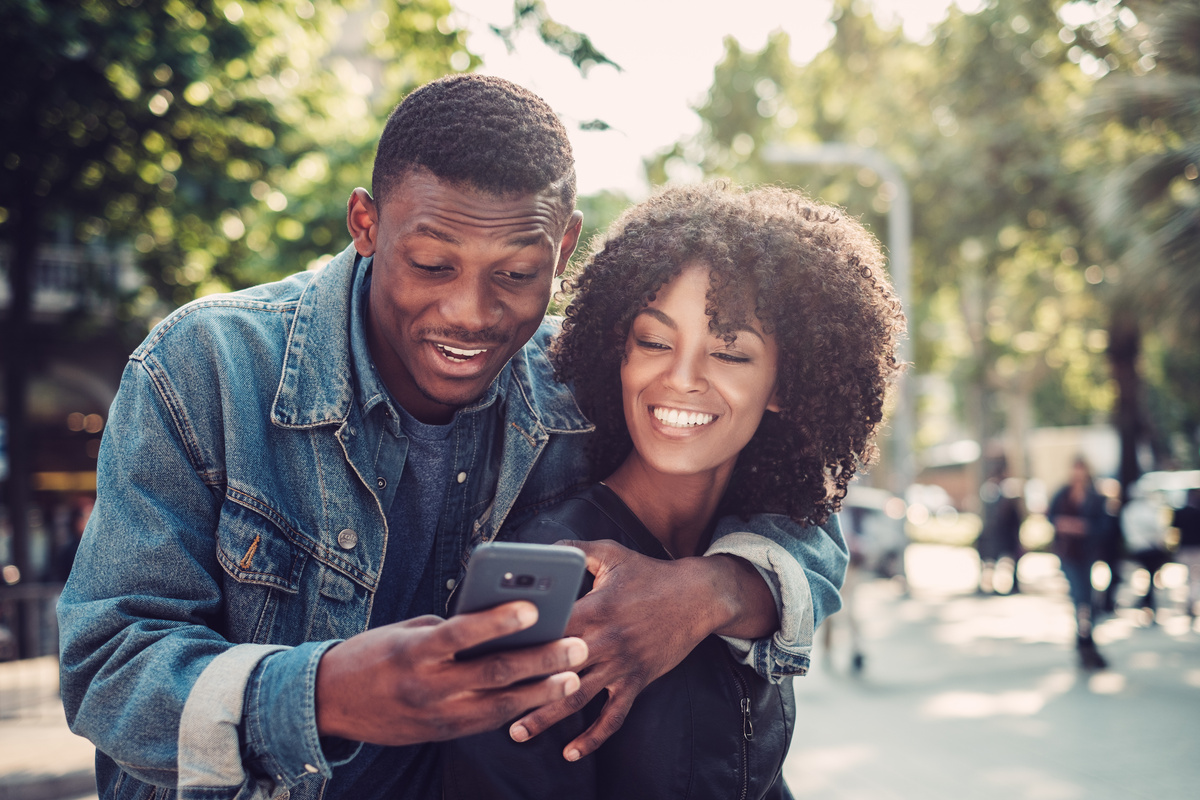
left=442, top=274, right=501, bottom=332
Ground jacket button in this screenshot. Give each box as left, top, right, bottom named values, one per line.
left=446, top=578, right=457, bottom=590
left=337, top=529, right=358, bottom=549
left=456, top=471, right=467, bottom=484
left=376, top=476, right=387, bottom=489
left=304, top=763, right=318, bottom=774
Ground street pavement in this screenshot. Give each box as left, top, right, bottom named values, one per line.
left=2, top=543, right=1198, bottom=800
left=785, top=545, right=1200, bottom=800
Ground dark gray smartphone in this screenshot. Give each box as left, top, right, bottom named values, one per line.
left=452, top=541, right=587, bottom=660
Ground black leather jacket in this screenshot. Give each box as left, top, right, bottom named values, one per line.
left=443, top=484, right=796, bottom=800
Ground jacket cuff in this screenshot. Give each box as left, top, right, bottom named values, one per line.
left=178, top=643, right=287, bottom=794
left=705, top=532, right=814, bottom=682
left=242, top=640, right=362, bottom=787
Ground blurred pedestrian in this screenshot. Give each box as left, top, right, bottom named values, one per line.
left=977, top=462, right=1025, bottom=595
left=1121, top=480, right=1170, bottom=622
left=51, top=496, right=93, bottom=584
left=1048, top=457, right=1108, bottom=670
left=1173, top=488, right=1200, bottom=621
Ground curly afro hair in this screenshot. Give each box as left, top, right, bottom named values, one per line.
left=372, top=74, right=576, bottom=212
left=554, top=182, right=906, bottom=526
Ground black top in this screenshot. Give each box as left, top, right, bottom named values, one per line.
left=442, top=484, right=795, bottom=800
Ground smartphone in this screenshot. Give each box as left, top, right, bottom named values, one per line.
left=451, top=541, right=587, bottom=660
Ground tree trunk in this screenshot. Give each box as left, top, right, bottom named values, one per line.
left=1107, top=304, right=1144, bottom=500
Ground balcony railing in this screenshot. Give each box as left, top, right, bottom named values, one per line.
left=0, top=243, right=139, bottom=318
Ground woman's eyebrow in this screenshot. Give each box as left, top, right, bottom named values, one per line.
left=726, top=325, right=766, bottom=344
left=634, top=307, right=676, bottom=329
left=635, top=307, right=766, bottom=343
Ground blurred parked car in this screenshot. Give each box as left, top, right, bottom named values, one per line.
left=842, top=485, right=908, bottom=579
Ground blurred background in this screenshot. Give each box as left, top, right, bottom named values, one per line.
left=2, top=1, right=1199, bottom=798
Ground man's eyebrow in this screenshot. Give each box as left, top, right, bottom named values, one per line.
left=408, top=225, right=548, bottom=250
left=412, top=223, right=459, bottom=245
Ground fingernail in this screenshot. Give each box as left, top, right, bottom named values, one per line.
left=562, top=673, right=580, bottom=695
left=516, top=603, right=538, bottom=627
left=566, top=640, right=587, bottom=666
left=510, top=724, right=529, bottom=743
left=565, top=748, right=581, bottom=762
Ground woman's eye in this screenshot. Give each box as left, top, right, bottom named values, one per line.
left=714, top=351, right=751, bottom=364
left=635, top=338, right=669, bottom=351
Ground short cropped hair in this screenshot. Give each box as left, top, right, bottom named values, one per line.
left=372, top=74, right=576, bottom=213
left=554, top=182, right=907, bottom=526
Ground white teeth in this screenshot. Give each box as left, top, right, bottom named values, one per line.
left=653, top=407, right=714, bottom=428
left=438, top=344, right=486, bottom=360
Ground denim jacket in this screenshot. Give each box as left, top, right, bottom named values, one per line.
left=58, top=245, right=847, bottom=800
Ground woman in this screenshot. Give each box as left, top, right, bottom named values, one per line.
left=444, top=182, right=906, bottom=799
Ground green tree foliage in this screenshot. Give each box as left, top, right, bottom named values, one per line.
left=0, top=0, right=473, bottom=319
left=647, top=0, right=1168, bottom=485
left=1086, top=0, right=1200, bottom=468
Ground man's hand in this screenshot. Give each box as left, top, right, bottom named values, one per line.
left=315, top=601, right=587, bottom=746
left=507, top=539, right=777, bottom=761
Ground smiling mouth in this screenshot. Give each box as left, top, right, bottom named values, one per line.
left=434, top=343, right=489, bottom=363
left=652, top=406, right=716, bottom=428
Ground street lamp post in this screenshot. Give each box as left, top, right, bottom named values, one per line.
left=762, top=144, right=915, bottom=498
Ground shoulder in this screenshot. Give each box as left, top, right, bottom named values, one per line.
left=132, top=246, right=356, bottom=362
left=508, top=485, right=661, bottom=555
left=503, top=316, right=592, bottom=434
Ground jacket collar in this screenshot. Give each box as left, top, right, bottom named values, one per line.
left=270, top=244, right=591, bottom=434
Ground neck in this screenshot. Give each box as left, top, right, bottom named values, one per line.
left=603, top=457, right=734, bottom=558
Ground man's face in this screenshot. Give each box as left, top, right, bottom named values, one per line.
left=349, top=170, right=581, bottom=424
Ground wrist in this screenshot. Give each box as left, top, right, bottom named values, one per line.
left=692, top=554, right=778, bottom=640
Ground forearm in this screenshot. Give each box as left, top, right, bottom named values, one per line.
left=696, top=553, right=779, bottom=640
left=708, top=514, right=849, bottom=680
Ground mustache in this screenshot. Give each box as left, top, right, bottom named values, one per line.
left=421, top=327, right=508, bottom=346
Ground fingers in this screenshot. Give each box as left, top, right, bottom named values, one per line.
left=555, top=538, right=627, bottom=577
left=563, top=690, right=636, bottom=761
left=508, top=673, right=604, bottom=742
left=431, top=600, right=539, bottom=656
left=457, top=636, right=589, bottom=690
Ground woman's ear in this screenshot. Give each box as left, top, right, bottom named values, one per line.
left=766, top=386, right=782, bottom=414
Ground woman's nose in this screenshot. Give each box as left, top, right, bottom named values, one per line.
left=662, top=350, right=708, bottom=393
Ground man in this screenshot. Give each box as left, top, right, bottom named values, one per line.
left=59, top=75, right=847, bottom=800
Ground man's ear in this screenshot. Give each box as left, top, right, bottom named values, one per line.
left=347, top=188, right=379, bottom=257
left=555, top=210, right=585, bottom=277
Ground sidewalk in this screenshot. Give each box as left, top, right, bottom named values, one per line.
left=786, top=545, right=1200, bottom=799
left=0, top=657, right=95, bottom=800
left=3, top=544, right=1198, bottom=800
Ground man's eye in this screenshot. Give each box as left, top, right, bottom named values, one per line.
left=499, top=270, right=536, bottom=282
left=411, top=262, right=449, bottom=273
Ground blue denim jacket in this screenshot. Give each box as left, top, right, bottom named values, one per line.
left=58, top=245, right=847, bottom=800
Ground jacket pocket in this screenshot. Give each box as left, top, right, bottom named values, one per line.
left=216, top=496, right=308, bottom=593
left=215, top=496, right=310, bottom=644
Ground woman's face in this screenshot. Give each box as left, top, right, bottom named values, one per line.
left=620, top=263, right=780, bottom=481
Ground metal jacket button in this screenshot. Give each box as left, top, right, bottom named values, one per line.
left=337, top=529, right=358, bottom=549
left=456, top=471, right=467, bottom=483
